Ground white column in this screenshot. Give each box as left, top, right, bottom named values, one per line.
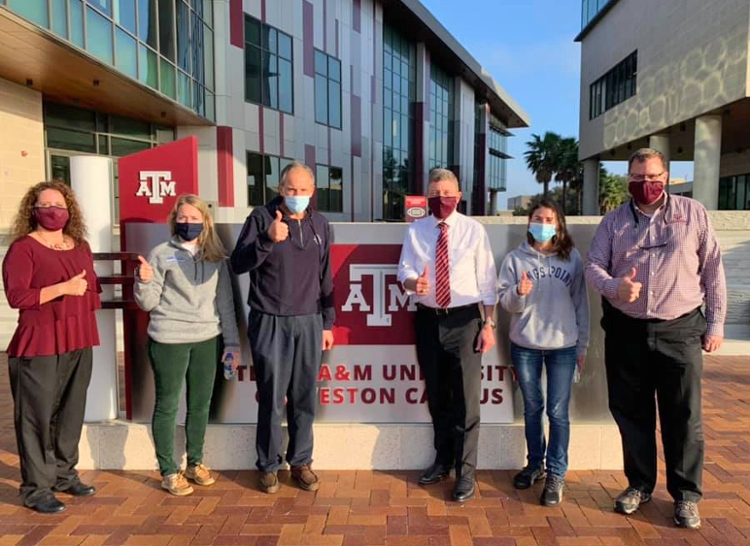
left=649, top=133, right=671, bottom=174
left=693, top=115, right=722, bottom=210
left=583, top=158, right=600, bottom=215
left=71, top=156, right=119, bottom=422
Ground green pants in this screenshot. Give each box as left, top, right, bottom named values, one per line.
left=148, top=336, right=219, bottom=476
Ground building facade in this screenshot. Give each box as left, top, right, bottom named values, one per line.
left=0, top=0, right=529, bottom=229
left=576, top=0, right=750, bottom=213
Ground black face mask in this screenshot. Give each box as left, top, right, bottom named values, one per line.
left=175, top=222, right=203, bottom=242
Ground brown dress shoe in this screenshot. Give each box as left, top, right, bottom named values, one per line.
left=259, top=471, right=279, bottom=494
left=291, top=464, right=320, bottom=492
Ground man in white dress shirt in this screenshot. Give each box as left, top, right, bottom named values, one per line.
left=398, top=168, right=498, bottom=502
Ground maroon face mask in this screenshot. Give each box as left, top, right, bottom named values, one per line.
left=428, top=196, right=458, bottom=219
left=628, top=182, right=664, bottom=206
left=33, top=206, right=70, bottom=231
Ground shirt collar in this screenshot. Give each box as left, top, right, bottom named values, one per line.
left=429, top=210, right=460, bottom=228
left=629, top=193, right=670, bottom=224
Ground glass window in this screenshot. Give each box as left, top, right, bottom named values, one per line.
left=314, top=49, right=341, bottom=129
left=329, top=166, right=343, bottom=212
left=8, top=0, right=49, bottom=27
left=265, top=156, right=281, bottom=203
left=45, top=103, right=97, bottom=132
left=176, top=0, right=191, bottom=72
left=429, top=64, right=453, bottom=169
left=191, top=12, right=203, bottom=81
left=204, top=26, right=214, bottom=90
left=115, top=0, right=137, bottom=34
left=47, top=128, right=97, bottom=153
left=247, top=152, right=264, bottom=206
left=205, top=90, right=215, bottom=121
left=111, top=137, right=151, bottom=156
left=202, top=0, right=212, bottom=26
left=316, top=165, right=329, bottom=211
left=52, top=0, right=68, bottom=39
left=89, top=0, right=113, bottom=17
left=178, top=70, right=191, bottom=106
left=590, top=51, right=637, bottom=119
left=116, top=29, right=138, bottom=78
left=137, top=0, right=158, bottom=49
left=158, top=0, right=175, bottom=61
left=138, top=44, right=159, bottom=88
left=87, top=7, right=114, bottom=64
left=244, top=16, right=293, bottom=114
left=111, top=115, right=151, bottom=139
left=160, top=58, right=176, bottom=98
left=98, top=135, right=109, bottom=154
left=70, top=0, right=85, bottom=47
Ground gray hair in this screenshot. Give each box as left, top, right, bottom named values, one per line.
left=279, top=160, right=316, bottom=187
left=427, top=168, right=460, bottom=192
left=628, top=148, right=667, bottom=172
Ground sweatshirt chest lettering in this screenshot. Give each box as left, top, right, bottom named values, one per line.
left=528, top=265, right=573, bottom=288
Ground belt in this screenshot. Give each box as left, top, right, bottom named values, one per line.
left=416, top=302, right=479, bottom=316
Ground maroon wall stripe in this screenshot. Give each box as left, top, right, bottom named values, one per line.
left=353, top=0, right=361, bottom=32
left=371, top=1, right=376, bottom=221
left=217, top=126, right=235, bottom=207
left=305, top=144, right=316, bottom=168
left=229, top=0, right=243, bottom=48
left=351, top=94, right=362, bottom=157
left=260, top=0, right=266, bottom=22
left=279, top=113, right=285, bottom=158
left=303, top=1, right=314, bottom=77
left=327, top=128, right=332, bottom=167
left=335, top=19, right=339, bottom=57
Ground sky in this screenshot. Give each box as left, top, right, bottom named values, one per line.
left=419, top=0, right=693, bottom=209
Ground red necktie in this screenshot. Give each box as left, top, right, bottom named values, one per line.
left=435, top=222, right=451, bottom=308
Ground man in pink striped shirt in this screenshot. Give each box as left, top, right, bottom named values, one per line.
left=586, top=148, right=726, bottom=530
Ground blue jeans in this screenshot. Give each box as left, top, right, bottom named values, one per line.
left=511, top=343, right=577, bottom=478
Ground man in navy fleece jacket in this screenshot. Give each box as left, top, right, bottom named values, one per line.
left=231, top=161, right=335, bottom=495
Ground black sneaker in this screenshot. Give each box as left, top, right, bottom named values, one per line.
left=614, top=487, right=652, bottom=515
left=674, top=500, right=701, bottom=529
left=513, top=465, right=545, bottom=490
left=540, top=475, right=564, bottom=506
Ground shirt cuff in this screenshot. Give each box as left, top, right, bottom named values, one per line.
left=399, top=274, right=418, bottom=295
left=603, top=278, right=621, bottom=301
left=706, top=321, right=724, bottom=337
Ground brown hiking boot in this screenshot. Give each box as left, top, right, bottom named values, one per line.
left=291, top=465, right=320, bottom=492
left=259, top=471, right=279, bottom=494
left=161, top=472, right=194, bottom=496
left=184, top=463, right=216, bottom=486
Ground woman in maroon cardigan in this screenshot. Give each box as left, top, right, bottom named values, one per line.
left=3, top=180, right=101, bottom=514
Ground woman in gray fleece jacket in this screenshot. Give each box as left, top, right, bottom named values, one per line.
left=134, top=194, right=240, bottom=497
left=498, top=198, right=589, bottom=508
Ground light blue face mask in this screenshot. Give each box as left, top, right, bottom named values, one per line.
left=284, top=195, right=310, bottom=214
left=528, top=222, right=557, bottom=243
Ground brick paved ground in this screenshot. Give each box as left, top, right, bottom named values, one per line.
left=1, top=354, right=750, bottom=546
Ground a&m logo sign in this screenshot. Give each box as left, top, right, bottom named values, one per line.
left=136, top=171, right=177, bottom=204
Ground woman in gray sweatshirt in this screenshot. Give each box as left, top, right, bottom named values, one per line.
left=497, top=198, right=589, bottom=507
left=134, top=194, right=240, bottom=497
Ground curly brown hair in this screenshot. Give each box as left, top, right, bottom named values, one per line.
left=9, top=180, right=88, bottom=244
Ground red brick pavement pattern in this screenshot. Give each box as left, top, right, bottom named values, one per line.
left=1, top=354, right=750, bottom=545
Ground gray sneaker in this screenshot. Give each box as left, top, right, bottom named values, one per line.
left=614, top=487, right=651, bottom=515
left=674, top=500, right=701, bottom=529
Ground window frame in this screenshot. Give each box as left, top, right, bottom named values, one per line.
left=244, top=15, right=294, bottom=114
left=589, top=50, right=637, bottom=119
left=315, top=163, right=344, bottom=213
left=314, top=49, right=342, bottom=129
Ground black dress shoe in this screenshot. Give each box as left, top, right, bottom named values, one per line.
left=54, top=482, right=96, bottom=497
left=453, top=476, right=476, bottom=502
left=418, top=462, right=451, bottom=485
left=540, top=475, right=564, bottom=506
left=28, top=494, right=66, bottom=514
left=513, top=465, right=545, bottom=490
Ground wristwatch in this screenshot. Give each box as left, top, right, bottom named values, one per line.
left=482, top=318, right=496, bottom=329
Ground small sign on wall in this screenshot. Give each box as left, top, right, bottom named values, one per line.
left=405, top=195, right=427, bottom=223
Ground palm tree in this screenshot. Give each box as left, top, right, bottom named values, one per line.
left=524, top=132, right=560, bottom=196
left=599, top=172, right=629, bottom=214
left=553, top=138, right=582, bottom=215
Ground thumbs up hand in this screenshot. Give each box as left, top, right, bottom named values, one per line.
left=267, top=210, right=289, bottom=243
left=415, top=266, right=430, bottom=296
left=137, top=255, right=153, bottom=283
left=63, top=270, right=88, bottom=296
left=617, top=267, right=642, bottom=303
left=517, top=271, right=533, bottom=296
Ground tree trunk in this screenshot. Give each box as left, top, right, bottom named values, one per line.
left=543, top=180, right=549, bottom=196
left=562, top=181, right=568, bottom=215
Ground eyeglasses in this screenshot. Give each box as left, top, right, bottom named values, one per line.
left=628, top=172, right=665, bottom=182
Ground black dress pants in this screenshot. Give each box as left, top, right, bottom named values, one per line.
left=415, top=303, right=482, bottom=478
left=248, top=311, right=323, bottom=473
left=8, top=348, right=93, bottom=506
left=602, top=303, right=705, bottom=503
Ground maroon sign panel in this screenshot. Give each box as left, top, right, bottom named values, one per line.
left=118, top=136, right=199, bottom=224
left=405, top=195, right=427, bottom=223
left=331, top=244, right=416, bottom=346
